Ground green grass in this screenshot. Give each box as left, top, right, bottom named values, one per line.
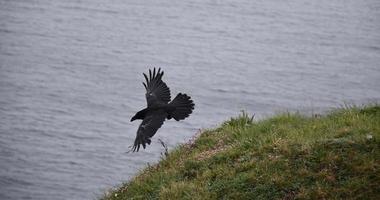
left=102, top=105, right=380, bottom=200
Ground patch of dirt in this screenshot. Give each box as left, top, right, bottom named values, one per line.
left=195, top=139, right=231, bottom=161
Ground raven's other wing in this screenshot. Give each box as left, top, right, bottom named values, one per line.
left=132, top=110, right=167, bottom=152
left=143, top=68, right=171, bottom=107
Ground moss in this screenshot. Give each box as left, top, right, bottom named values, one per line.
left=102, top=105, right=380, bottom=200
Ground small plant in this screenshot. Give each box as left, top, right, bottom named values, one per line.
left=158, top=138, right=169, bottom=158
left=225, top=110, right=254, bottom=127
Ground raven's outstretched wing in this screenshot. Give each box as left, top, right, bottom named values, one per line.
left=132, top=110, right=167, bottom=152
left=143, top=68, right=171, bottom=107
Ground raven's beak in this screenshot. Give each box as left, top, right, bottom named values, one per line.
left=130, top=117, right=135, bottom=122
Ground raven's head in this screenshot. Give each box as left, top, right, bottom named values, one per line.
left=130, top=114, right=138, bottom=122
left=131, top=110, right=145, bottom=122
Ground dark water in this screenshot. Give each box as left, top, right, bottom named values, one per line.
left=1, top=0, right=379, bottom=199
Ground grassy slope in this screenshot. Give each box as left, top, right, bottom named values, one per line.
left=103, top=105, right=380, bottom=200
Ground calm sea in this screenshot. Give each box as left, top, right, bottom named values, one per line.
left=1, top=0, right=379, bottom=199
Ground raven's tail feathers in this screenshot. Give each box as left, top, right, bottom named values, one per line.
left=169, top=93, right=194, bottom=121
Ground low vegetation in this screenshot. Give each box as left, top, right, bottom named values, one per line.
left=103, top=105, right=380, bottom=199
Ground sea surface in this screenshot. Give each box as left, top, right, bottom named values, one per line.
left=1, top=0, right=379, bottom=199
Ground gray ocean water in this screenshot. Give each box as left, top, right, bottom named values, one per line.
left=1, top=0, right=379, bottom=199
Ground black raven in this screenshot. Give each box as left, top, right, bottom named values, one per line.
left=130, top=68, right=194, bottom=152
